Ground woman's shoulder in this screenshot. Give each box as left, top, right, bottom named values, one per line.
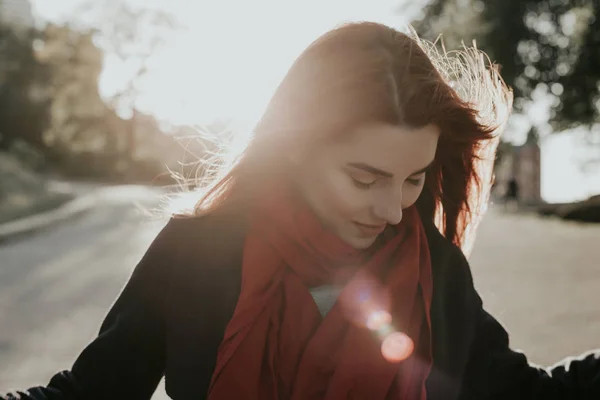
left=150, top=210, right=248, bottom=265
left=421, top=217, right=474, bottom=286
left=421, top=218, right=465, bottom=262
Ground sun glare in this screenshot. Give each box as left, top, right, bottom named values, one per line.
left=32, top=0, right=411, bottom=128
left=134, top=0, right=409, bottom=128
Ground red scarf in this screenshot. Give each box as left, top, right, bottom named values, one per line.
left=208, top=188, right=433, bottom=399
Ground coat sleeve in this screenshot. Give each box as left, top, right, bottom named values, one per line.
left=2, top=218, right=182, bottom=400
left=458, top=249, right=600, bottom=399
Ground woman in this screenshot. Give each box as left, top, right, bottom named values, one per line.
left=4, top=22, right=600, bottom=400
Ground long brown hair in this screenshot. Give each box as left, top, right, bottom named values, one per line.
left=181, top=22, right=512, bottom=257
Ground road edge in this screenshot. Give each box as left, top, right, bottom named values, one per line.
left=0, top=194, right=96, bottom=242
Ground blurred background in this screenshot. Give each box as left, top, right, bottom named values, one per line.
left=0, top=0, right=599, bottom=398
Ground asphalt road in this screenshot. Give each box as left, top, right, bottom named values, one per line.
left=0, top=193, right=599, bottom=398
left=0, top=187, right=171, bottom=399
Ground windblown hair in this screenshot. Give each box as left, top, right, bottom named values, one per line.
left=178, top=22, right=512, bottom=257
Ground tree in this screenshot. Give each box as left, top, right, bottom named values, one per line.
left=0, top=7, right=187, bottom=182
left=0, top=24, right=51, bottom=150
left=411, top=0, right=600, bottom=130
left=38, top=23, right=109, bottom=157
left=69, top=0, right=179, bottom=161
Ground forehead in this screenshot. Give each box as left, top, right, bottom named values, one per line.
left=322, top=122, right=440, bottom=171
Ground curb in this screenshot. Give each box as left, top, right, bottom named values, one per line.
left=0, top=193, right=97, bottom=242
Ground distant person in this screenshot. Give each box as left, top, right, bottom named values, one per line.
left=505, top=177, right=520, bottom=211
left=4, top=22, right=600, bottom=400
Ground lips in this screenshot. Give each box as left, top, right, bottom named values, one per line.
left=354, top=222, right=387, bottom=236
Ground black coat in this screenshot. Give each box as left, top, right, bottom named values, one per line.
left=3, top=211, right=600, bottom=400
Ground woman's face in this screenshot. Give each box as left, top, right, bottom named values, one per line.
left=293, top=122, right=440, bottom=249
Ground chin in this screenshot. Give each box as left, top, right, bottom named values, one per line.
left=343, top=234, right=378, bottom=250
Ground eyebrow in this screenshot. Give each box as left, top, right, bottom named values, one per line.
left=347, top=160, right=434, bottom=178
left=347, top=163, right=394, bottom=178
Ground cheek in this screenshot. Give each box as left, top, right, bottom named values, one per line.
left=314, top=170, right=369, bottom=220
left=401, top=185, right=426, bottom=209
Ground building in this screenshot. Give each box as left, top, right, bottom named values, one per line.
left=514, top=141, right=542, bottom=205
left=495, top=127, right=600, bottom=206
left=494, top=131, right=543, bottom=206
left=0, top=0, right=35, bottom=30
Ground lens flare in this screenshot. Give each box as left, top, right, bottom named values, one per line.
left=366, top=310, right=392, bottom=331
left=338, top=271, right=414, bottom=364
left=381, top=332, right=414, bottom=363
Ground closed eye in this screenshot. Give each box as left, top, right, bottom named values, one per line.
left=351, top=177, right=377, bottom=189
left=406, top=175, right=425, bottom=186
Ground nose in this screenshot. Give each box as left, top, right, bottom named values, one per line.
left=373, top=196, right=403, bottom=226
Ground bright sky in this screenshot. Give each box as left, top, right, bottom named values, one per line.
left=542, top=127, right=600, bottom=203
left=31, top=0, right=416, bottom=128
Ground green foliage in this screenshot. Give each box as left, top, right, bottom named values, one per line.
left=412, top=0, right=600, bottom=129
left=0, top=25, right=52, bottom=149
left=0, top=1, right=190, bottom=183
